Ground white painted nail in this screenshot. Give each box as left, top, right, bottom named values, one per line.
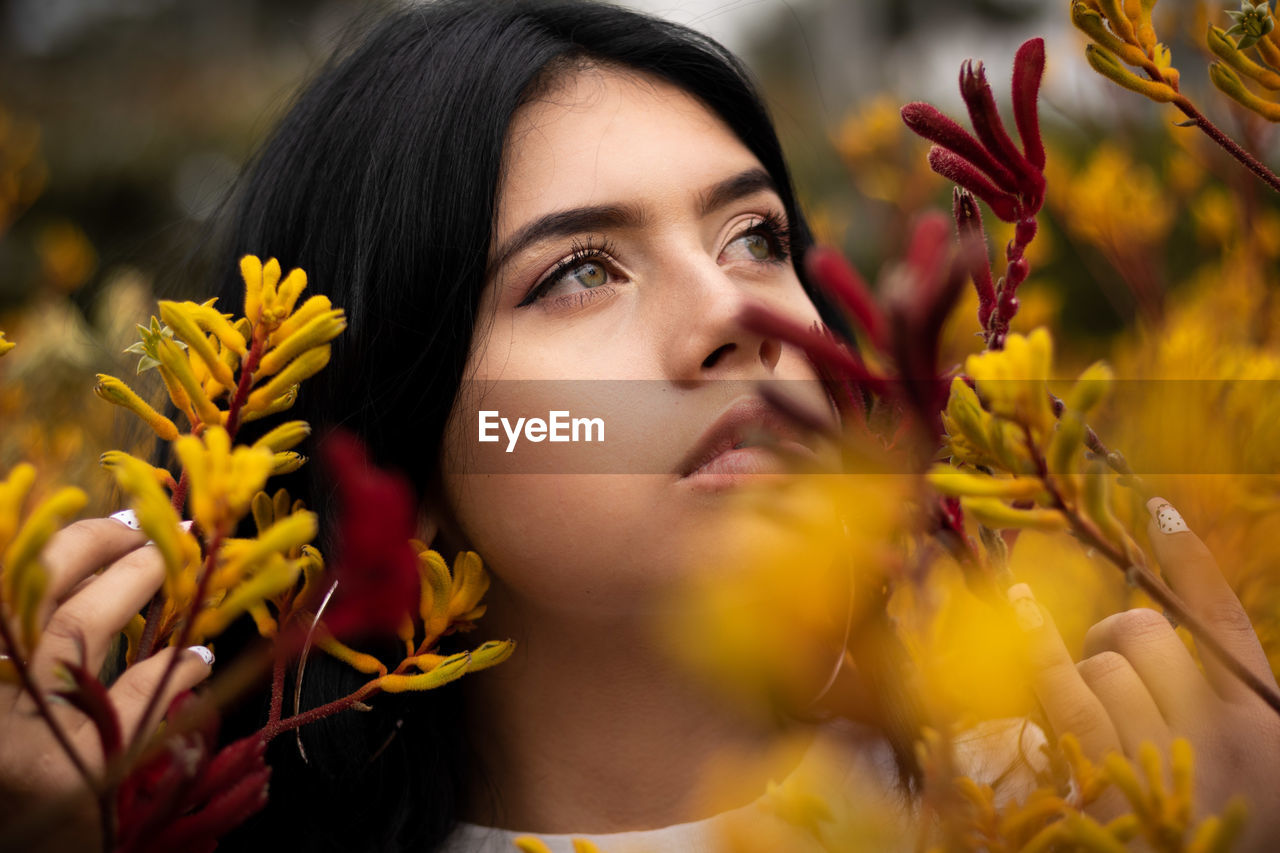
left=1007, top=582, right=1044, bottom=631
left=185, top=645, right=215, bottom=667
left=109, top=509, right=142, bottom=530
left=1147, top=497, right=1190, bottom=535
left=143, top=520, right=194, bottom=547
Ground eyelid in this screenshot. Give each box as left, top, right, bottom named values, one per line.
left=720, top=209, right=792, bottom=261
left=518, top=235, right=621, bottom=307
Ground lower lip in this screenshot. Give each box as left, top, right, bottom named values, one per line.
left=679, top=441, right=818, bottom=492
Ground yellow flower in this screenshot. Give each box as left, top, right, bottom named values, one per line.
left=416, top=548, right=490, bottom=644
left=0, top=464, right=87, bottom=656
left=173, top=426, right=275, bottom=534
left=100, top=451, right=202, bottom=598
left=1071, top=0, right=1181, bottom=95
left=0, top=331, right=13, bottom=357
left=963, top=328, right=1056, bottom=441
left=241, top=255, right=308, bottom=332
left=93, top=374, right=180, bottom=441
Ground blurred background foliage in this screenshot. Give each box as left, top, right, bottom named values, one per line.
left=1, top=0, right=1279, bottom=669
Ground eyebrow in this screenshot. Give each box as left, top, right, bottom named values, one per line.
left=487, top=167, right=781, bottom=279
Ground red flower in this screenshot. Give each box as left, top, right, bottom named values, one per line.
left=115, top=693, right=270, bottom=853
left=317, top=429, right=421, bottom=640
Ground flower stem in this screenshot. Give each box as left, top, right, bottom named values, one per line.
left=125, top=528, right=225, bottom=759
left=0, top=616, right=100, bottom=804
left=261, top=681, right=382, bottom=741
left=1047, top=391, right=1137, bottom=481
left=268, top=647, right=287, bottom=726
left=223, top=331, right=266, bottom=441
left=1171, top=95, right=1280, bottom=195
left=128, top=330, right=266, bottom=754
left=1023, top=427, right=1280, bottom=718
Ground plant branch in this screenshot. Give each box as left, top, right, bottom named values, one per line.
left=268, top=646, right=287, bottom=726
left=1023, top=427, right=1280, bottom=717
left=0, top=616, right=99, bottom=800
left=260, top=680, right=382, bottom=741
left=124, top=528, right=224, bottom=759
left=1170, top=96, right=1280, bottom=195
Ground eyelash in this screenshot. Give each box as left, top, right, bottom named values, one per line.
left=736, top=210, right=792, bottom=265
left=519, top=211, right=794, bottom=308
left=519, top=236, right=621, bottom=308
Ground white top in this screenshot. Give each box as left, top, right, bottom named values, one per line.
left=437, top=717, right=1048, bottom=853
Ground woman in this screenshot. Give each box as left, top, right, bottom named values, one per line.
left=4, top=1, right=1280, bottom=851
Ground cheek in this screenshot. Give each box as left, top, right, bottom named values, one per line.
left=444, top=473, right=705, bottom=615
left=438, top=380, right=706, bottom=614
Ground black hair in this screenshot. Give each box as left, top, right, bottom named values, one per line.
left=209, top=2, right=881, bottom=850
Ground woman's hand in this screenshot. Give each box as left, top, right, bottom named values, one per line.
left=1014, top=496, right=1280, bottom=851
left=0, top=513, right=214, bottom=851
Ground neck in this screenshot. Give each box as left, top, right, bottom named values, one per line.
left=459, top=587, right=810, bottom=834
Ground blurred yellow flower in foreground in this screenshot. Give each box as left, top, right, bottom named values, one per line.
left=661, top=460, right=914, bottom=717
left=0, top=463, right=86, bottom=667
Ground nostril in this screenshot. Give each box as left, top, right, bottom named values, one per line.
left=702, top=343, right=734, bottom=370
left=760, top=338, right=781, bottom=370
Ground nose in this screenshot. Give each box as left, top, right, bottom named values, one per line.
left=660, top=255, right=785, bottom=385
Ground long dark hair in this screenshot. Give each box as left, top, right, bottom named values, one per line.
left=210, top=2, right=859, bottom=849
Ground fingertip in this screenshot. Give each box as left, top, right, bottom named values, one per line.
left=1146, top=496, right=1191, bottom=535
left=183, top=645, right=215, bottom=669
left=1007, top=582, right=1045, bottom=631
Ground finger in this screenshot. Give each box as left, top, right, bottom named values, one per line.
left=38, top=515, right=149, bottom=618
left=1082, top=608, right=1214, bottom=728
left=103, top=645, right=214, bottom=754
left=27, top=545, right=166, bottom=693
left=1146, top=496, right=1275, bottom=701
left=1008, top=583, right=1123, bottom=762
left=1076, top=651, right=1171, bottom=757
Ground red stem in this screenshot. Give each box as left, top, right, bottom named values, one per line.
left=1173, top=96, right=1280, bottom=196
left=135, top=471, right=192, bottom=662
left=268, top=648, right=287, bottom=726
left=223, top=333, right=266, bottom=440
left=1021, top=426, right=1280, bottom=717
left=261, top=681, right=382, bottom=741
left=0, top=615, right=104, bottom=839
left=127, top=329, right=265, bottom=750
left=125, top=528, right=225, bottom=757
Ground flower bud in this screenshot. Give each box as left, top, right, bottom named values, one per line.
left=253, top=420, right=312, bottom=453
left=961, top=496, right=1068, bottom=531
left=246, top=346, right=332, bottom=412
left=94, top=374, right=181, bottom=441
left=1086, top=45, right=1179, bottom=102
left=1209, top=62, right=1280, bottom=120
left=1209, top=25, right=1280, bottom=90
left=159, top=301, right=237, bottom=388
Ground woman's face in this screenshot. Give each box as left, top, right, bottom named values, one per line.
left=439, top=65, right=840, bottom=620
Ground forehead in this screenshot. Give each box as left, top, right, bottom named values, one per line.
left=494, top=66, right=765, bottom=237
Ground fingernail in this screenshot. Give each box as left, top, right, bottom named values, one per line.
left=185, top=645, right=215, bottom=667
left=143, top=520, right=194, bottom=547
left=1147, top=496, right=1190, bottom=534
left=1007, top=582, right=1044, bottom=630
left=110, top=509, right=142, bottom=530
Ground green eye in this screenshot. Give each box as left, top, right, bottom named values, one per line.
left=569, top=261, right=608, bottom=287
left=742, top=233, right=772, bottom=260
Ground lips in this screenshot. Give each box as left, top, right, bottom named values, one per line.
left=677, top=396, right=819, bottom=480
